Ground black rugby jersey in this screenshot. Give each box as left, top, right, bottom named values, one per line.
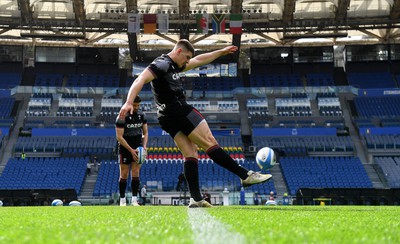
left=147, top=54, right=187, bottom=111
left=115, top=111, right=147, bottom=145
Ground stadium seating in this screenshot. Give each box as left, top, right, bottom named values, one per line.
left=253, top=136, right=354, bottom=155
left=93, top=159, right=275, bottom=196
left=280, top=157, right=373, bottom=195
left=250, top=74, right=303, bottom=87
left=317, top=95, right=342, bottom=117
left=247, top=99, right=268, bottom=113
left=374, top=157, right=400, bottom=188
left=26, top=93, right=53, bottom=117
left=380, top=118, right=400, bottom=127
left=0, top=157, right=87, bottom=194
left=34, top=73, right=63, bottom=87
left=347, top=72, right=396, bottom=88
left=57, top=94, right=94, bottom=117
left=306, top=73, right=335, bottom=86
left=217, top=101, right=239, bottom=111
left=66, top=74, right=119, bottom=87
left=0, top=73, right=21, bottom=89
left=0, top=134, right=4, bottom=148
left=276, top=97, right=311, bottom=117
left=363, top=135, right=400, bottom=150
left=0, top=97, right=15, bottom=119
left=93, top=161, right=120, bottom=196
left=14, top=136, right=115, bottom=155
left=354, top=96, right=400, bottom=117
left=187, top=100, right=211, bottom=111
left=191, top=77, right=243, bottom=91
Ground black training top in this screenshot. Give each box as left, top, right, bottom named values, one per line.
left=115, top=111, right=147, bottom=145
left=147, top=54, right=191, bottom=117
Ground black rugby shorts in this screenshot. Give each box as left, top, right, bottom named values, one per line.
left=159, top=107, right=205, bottom=138
left=118, top=143, right=141, bottom=165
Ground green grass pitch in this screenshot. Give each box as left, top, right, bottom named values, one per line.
left=0, top=205, right=399, bottom=243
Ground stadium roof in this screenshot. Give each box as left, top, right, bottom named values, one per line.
left=0, top=0, right=399, bottom=49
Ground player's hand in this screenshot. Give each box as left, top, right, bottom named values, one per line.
left=119, top=102, right=133, bottom=117
left=131, top=149, right=139, bottom=161
left=221, top=46, right=238, bottom=55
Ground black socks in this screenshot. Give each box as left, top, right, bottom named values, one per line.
left=131, top=177, right=140, bottom=197
left=207, top=145, right=249, bottom=180
left=184, top=157, right=202, bottom=201
left=119, top=178, right=127, bottom=198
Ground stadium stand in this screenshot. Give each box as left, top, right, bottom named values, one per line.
left=364, top=135, right=400, bottom=150
left=0, top=73, right=21, bottom=89
left=253, top=135, right=354, bottom=156
left=250, top=74, right=303, bottom=87
left=66, top=74, right=119, bottom=87
left=34, top=73, right=63, bottom=87
left=26, top=93, right=53, bottom=117
left=280, top=157, right=373, bottom=196
left=306, top=73, right=335, bottom=86
left=247, top=98, right=269, bottom=126
left=0, top=97, right=15, bottom=119
left=1, top=35, right=400, bottom=206
left=14, top=136, right=115, bottom=155
left=374, top=157, right=400, bottom=188
left=276, top=97, right=312, bottom=117
left=93, top=159, right=275, bottom=197
left=354, top=96, right=400, bottom=117
left=347, top=72, right=397, bottom=89
left=0, top=157, right=86, bottom=195
left=56, top=94, right=94, bottom=117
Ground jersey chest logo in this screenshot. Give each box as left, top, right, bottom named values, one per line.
left=172, top=73, right=180, bottom=80
left=127, top=122, right=143, bottom=128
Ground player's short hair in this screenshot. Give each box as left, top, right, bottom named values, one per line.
left=134, top=95, right=141, bottom=103
left=176, top=39, right=195, bottom=56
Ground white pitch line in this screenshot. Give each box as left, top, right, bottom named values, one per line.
left=188, top=208, right=246, bottom=244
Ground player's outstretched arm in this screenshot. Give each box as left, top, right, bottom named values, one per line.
left=184, top=45, right=238, bottom=72
left=119, top=68, right=155, bottom=117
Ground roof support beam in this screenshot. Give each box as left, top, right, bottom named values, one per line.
left=231, top=0, right=243, bottom=61
left=72, top=0, right=86, bottom=27
left=156, top=33, right=176, bottom=44
left=85, top=32, right=113, bottom=44
left=282, top=0, right=295, bottom=23
left=390, top=0, right=400, bottom=20
left=17, top=0, right=33, bottom=25
left=0, top=28, right=11, bottom=35
left=335, top=0, right=350, bottom=21
left=191, top=33, right=213, bottom=44
left=179, top=0, right=190, bottom=40
left=231, top=0, right=242, bottom=14
left=256, top=33, right=280, bottom=45
left=126, top=0, right=139, bottom=62
left=355, top=28, right=385, bottom=42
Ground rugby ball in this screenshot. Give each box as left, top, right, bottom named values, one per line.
left=0, top=200, right=3, bottom=207
left=69, top=200, right=82, bottom=206
left=256, top=147, right=276, bottom=170
left=265, top=199, right=277, bottom=206
left=51, top=199, right=63, bottom=206
left=137, top=146, right=147, bottom=164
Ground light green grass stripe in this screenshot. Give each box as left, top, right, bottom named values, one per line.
left=188, top=208, right=245, bottom=244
